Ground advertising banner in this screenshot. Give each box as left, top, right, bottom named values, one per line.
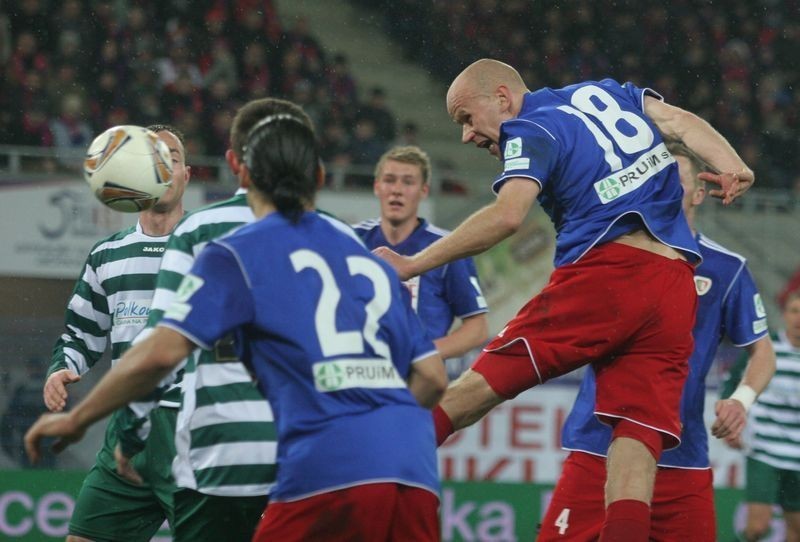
left=0, top=180, right=204, bottom=279
left=1, top=471, right=778, bottom=541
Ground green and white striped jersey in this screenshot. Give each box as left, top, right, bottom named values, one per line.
left=148, top=191, right=276, bottom=497
left=49, top=221, right=171, bottom=469
left=749, top=331, right=800, bottom=471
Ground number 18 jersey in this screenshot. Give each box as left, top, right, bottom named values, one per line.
left=160, top=211, right=439, bottom=502
left=494, top=79, right=700, bottom=267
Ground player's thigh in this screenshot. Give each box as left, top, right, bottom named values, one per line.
left=69, top=463, right=167, bottom=542
left=783, top=510, right=800, bottom=542
left=745, top=457, right=780, bottom=505
left=649, top=467, right=715, bottom=542
left=538, top=452, right=605, bottom=541
left=173, top=488, right=268, bottom=542
left=136, top=406, right=178, bottom=524
left=778, top=467, right=800, bottom=512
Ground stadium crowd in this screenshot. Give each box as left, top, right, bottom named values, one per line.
left=0, top=0, right=400, bottom=178
left=357, top=0, right=800, bottom=189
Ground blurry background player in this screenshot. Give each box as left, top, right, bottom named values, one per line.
left=722, top=289, right=800, bottom=542
left=25, top=105, right=447, bottom=542
left=353, top=145, right=488, bottom=373
left=112, top=100, right=297, bottom=542
left=374, top=58, right=754, bottom=542
left=42, top=125, right=190, bottom=542
left=537, top=140, right=776, bottom=541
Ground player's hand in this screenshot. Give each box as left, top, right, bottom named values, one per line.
left=43, top=369, right=81, bottom=412
left=114, top=443, right=143, bottom=485
left=24, top=412, right=86, bottom=464
left=698, top=170, right=753, bottom=206
left=711, top=398, right=747, bottom=440
left=372, top=247, right=415, bottom=281
left=724, top=433, right=744, bottom=450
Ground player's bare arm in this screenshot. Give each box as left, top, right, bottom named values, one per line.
left=26, top=328, right=193, bottom=463
left=439, top=369, right=505, bottom=431
left=643, top=97, right=754, bottom=204
left=374, top=178, right=539, bottom=280
left=406, top=353, right=447, bottom=409
left=711, top=335, right=776, bottom=440
left=43, top=369, right=82, bottom=412
left=433, top=313, right=489, bottom=360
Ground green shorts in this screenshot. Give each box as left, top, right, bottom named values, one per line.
left=69, top=407, right=178, bottom=542
left=173, top=488, right=268, bottom=542
left=746, top=456, right=800, bottom=511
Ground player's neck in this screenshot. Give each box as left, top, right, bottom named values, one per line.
left=139, top=204, right=184, bottom=237
left=381, top=216, right=420, bottom=245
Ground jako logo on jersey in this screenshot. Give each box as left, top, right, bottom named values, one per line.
left=114, top=299, right=150, bottom=325
left=594, top=142, right=675, bottom=204
left=694, top=276, right=712, bottom=296
left=504, top=137, right=523, bottom=159
left=312, top=359, right=406, bottom=392
left=142, top=246, right=165, bottom=253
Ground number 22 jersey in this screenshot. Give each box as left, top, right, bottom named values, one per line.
left=159, top=211, right=439, bottom=502
left=494, top=79, right=700, bottom=267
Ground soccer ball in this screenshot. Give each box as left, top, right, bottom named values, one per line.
left=83, top=125, right=173, bottom=212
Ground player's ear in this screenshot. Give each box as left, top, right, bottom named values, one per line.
left=496, top=85, right=513, bottom=112
left=693, top=184, right=707, bottom=206
left=225, top=149, right=241, bottom=175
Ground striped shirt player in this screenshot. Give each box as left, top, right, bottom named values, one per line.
left=353, top=218, right=488, bottom=353
left=744, top=331, right=800, bottom=470
left=159, top=211, right=442, bottom=539
left=540, top=232, right=768, bottom=540
left=48, top=222, right=178, bottom=540
left=720, top=297, right=800, bottom=537
left=129, top=191, right=274, bottom=541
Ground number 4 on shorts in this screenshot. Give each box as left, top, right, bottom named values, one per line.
left=555, top=508, right=570, bottom=535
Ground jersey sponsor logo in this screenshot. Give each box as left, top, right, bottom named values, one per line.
left=754, top=293, right=767, bottom=318
left=503, top=137, right=523, bottom=159
left=113, top=299, right=151, bottom=326
left=694, top=276, right=712, bottom=296
left=142, top=246, right=165, bottom=253
left=503, top=158, right=530, bottom=172
left=312, top=358, right=406, bottom=392
left=753, top=318, right=768, bottom=335
left=593, top=142, right=675, bottom=204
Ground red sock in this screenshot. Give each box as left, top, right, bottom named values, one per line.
left=599, top=499, right=650, bottom=542
left=432, top=405, right=454, bottom=446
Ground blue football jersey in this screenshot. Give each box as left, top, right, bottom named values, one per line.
left=561, top=233, right=768, bottom=468
left=160, top=211, right=440, bottom=500
left=495, top=79, right=700, bottom=267
left=353, top=218, right=488, bottom=340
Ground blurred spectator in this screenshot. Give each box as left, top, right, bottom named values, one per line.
left=396, top=121, right=420, bottom=147
left=0, top=357, right=53, bottom=468
left=0, top=2, right=399, bottom=183
left=348, top=117, right=386, bottom=167
left=49, top=93, right=93, bottom=168
left=360, top=86, right=396, bottom=142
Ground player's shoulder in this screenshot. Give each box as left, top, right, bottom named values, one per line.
left=420, top=220, right=450, bottom=240
left=697, top=233, right=747, bottom=267
left=351, top=217, right=381, bottom=233
left=88, top=224, right=139, bottom=256
left=173, top=193, right=251, bottom=237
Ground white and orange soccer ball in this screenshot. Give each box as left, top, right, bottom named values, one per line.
left=83, top=125, right=173, bottom=212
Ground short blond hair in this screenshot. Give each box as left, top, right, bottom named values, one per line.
left=375, top=145, right=431, bottom=184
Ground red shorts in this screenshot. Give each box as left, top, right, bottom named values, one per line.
left=472, top=242, right=696, bottom=448
left=538, top=452, right=715, bottom=541
left=252, top=482, right=440, bottom=542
